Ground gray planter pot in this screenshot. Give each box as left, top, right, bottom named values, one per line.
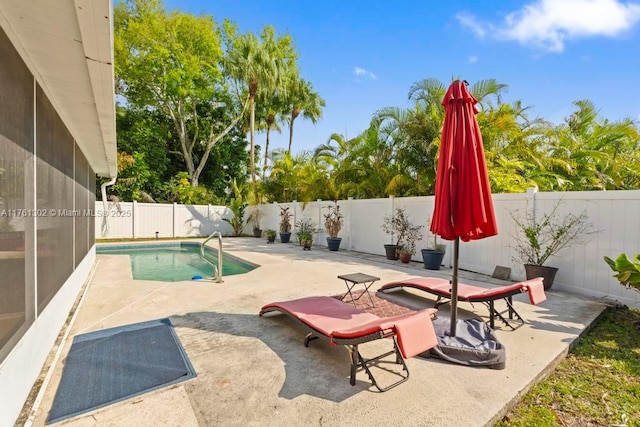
left=326, top=237, right=342, bottom=251
left=279, top=232, right=291, bottom=243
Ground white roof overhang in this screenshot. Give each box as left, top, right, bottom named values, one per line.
left=0, top=0, right=117, bottom=177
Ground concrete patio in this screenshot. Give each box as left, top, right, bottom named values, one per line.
left=25, top=238, right=608, bottom=427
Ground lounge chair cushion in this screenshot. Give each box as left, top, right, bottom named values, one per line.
left=260, top=296, right=439, bottom=391
left=394, top=310, right=438, bottom=358
left=261, top=296, right=379, bottom=337
left=524, top=278, right=546, bottom=305
left=329, top=308, right=438, bottom=358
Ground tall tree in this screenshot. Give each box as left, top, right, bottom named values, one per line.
left=282, top=74, right=326, bottom=154
left=224, top=24, right=297, bottom=186
left=114, top=0, right=247, bottom=187
left=255, top=91, right=283, bottom=181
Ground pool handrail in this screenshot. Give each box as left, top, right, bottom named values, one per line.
left=201, top=231, right=223, bottom=283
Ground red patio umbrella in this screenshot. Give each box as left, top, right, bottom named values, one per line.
left=430, top=80, right=498, bottom=336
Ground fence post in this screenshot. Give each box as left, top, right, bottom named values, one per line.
left=317, top=199, right=322, bottom=245
left=526, top=187, right=538, bottom=225
left=132, top=201, right=137, bottom=239
left=347, top=197, right=353, bottom=250
left=172, top=202, right=177, bottom=237
left=388, top=195, right=395, bottom=244
left=292, top=200, right=298, bottom=233
left=206, top=204, right=211, bottom=236
left=273, top=201, right=279, bottom=231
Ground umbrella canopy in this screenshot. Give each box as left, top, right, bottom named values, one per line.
left=430, top=80, right=498, bottom=335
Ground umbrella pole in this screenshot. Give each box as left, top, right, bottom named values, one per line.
left=450, top=237, right=460, bottom=336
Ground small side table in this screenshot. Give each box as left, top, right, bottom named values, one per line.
left=338, top=273, right=380, bottom=308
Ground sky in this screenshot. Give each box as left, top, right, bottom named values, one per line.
left=164, top=0, right=640, bottom=154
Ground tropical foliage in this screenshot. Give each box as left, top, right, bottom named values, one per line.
left=604, top=253, right=640, bottom=292
left=108, top=0, right=640, bottom=210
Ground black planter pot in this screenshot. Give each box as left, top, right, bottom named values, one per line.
left=266, top=235, right=276, bottom=243
left=253, top=228, right=262, bottom=238
left=279, top=232, right=291, bottom=243
left=421, top=249, right=445, bottom=270
left=524, top=264, right=558, bottom=290
left=326, top=237, right=342, bottom=251
left=384, top=244, right=400, bottom=260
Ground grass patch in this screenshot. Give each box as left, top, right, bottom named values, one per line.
left=498, top=306, right=640, bottom=426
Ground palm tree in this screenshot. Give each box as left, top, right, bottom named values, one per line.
left=255, top=93, right=284, bottom=181
left=283, top=75, right=326, bottom=154
left=548, top=100, right=640, bottom=190
left=225, top=28, right=280, bottom=186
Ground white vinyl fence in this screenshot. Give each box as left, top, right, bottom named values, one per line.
left=97, top=189, right=640, bottom=308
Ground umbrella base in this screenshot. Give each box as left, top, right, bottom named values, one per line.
left=420, top=317, right=506, bottom=370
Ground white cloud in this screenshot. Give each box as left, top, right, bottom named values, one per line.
left=456, top=12, right=489, bottom=38
left=353, top=66, right=377, bottom=80
left=468, top=55, right=478, bottom=63
left=459, top=0, right=640, bottom=52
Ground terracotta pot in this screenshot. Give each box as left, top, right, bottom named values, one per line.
left=399, top=252, right=412, bottom=263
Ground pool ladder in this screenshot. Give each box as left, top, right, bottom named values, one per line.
left=201, top=231, right=223, bottom=283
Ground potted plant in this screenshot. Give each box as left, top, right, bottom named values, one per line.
left=398, top=232, right=422, bottom=264
left=511, top=201, right=596, bottom=290
left=382, top=208, right=423, bottom=261
left=247, top=206, right=263, bottom=237
left=279, top=207, right=293, bottom=243
left=265, top=229, right=277, bottom=244
left=323, top=201, right=344, bottom=251
left=421, top=226, right=447, bottom=270
left=295, top=218, right=316, bottom=249
left=223, top=197, right=247, bottom=236
left=298, top=230, right=313, bottom=250
left=604, top=253, right=640, bottom=293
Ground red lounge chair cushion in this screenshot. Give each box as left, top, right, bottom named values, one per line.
left=261, top=297, right=438, bottom=356
left=394, top=310, right=438, bottom=358
left=382, top=277, right=547, bottom=305
left=330, top=308, right=437, bottom=338
left=523, top=278, right=546, bottom=304
left=261, top=296, right=379, bottom=337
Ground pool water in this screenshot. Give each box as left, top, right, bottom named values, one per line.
left=97, top=242, right=257, bottom=282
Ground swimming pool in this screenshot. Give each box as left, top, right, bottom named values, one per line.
left=96, top=242, right=258, bottom=282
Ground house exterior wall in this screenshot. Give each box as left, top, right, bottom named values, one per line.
left=0, top=26, right=97, bottom=426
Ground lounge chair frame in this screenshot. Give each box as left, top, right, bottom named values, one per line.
left=260, top=305, right=410, bottom=392
left=379, top=277, right=545, bottom=330
left=432, top=292, right=523, bottom=330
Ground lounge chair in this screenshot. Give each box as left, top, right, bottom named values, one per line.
left=378, top=277, right=546, bottom=330
left=259, top=296, right=438, bottom=392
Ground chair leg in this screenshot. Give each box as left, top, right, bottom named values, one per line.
left=489, top=300, right=495, bottom=329
left=348, top=338, right=410, bottom=392
left=484, top=298, right=525, bottom=330
left=349, top=346, right=358, bottom=386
